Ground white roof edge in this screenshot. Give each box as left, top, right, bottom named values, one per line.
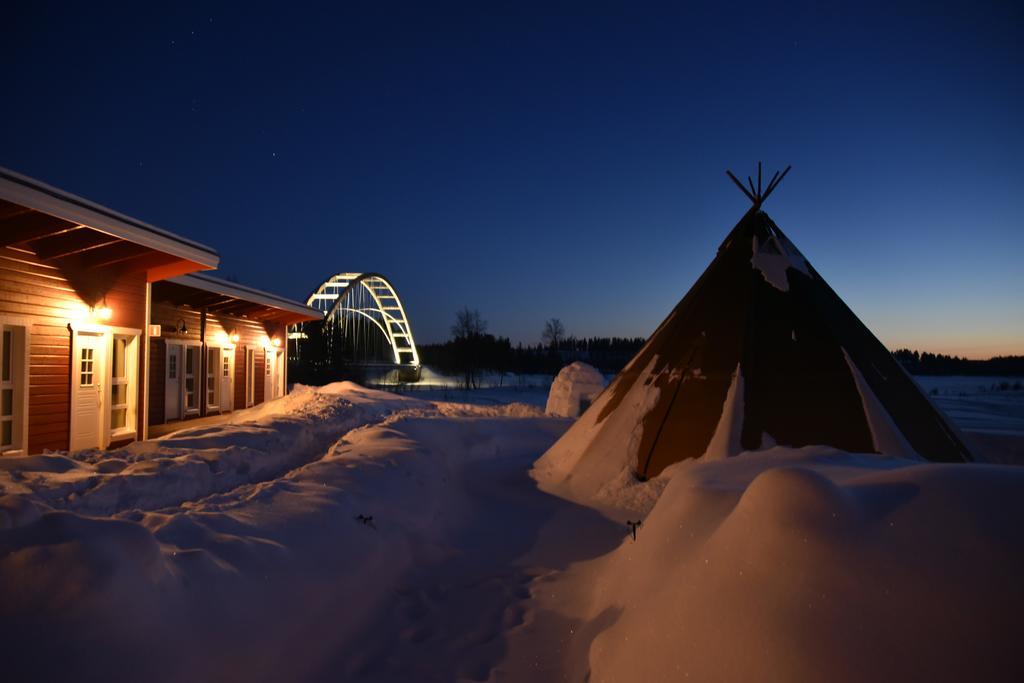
left=0, top=166, right=219, bottom=269
left=168, top=272, right=322, bottom=319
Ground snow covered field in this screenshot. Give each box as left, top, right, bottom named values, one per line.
left=914, top=375, right=1024, bottom=436
left=1, top=380, right=1022, bottom=681
left=914, top=375, right=1024, bottom=465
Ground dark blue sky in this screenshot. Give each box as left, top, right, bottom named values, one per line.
left=4, top=1, right=1021, bottom=356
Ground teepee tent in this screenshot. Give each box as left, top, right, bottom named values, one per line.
left=537, top=165, right=971, bottom=491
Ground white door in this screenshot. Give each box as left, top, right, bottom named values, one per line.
left=268, top=350, right=281, bottom=399
left=72, top=332, right=105, bottom=451
left=274, top=350, right=284, bottom=398
left=165, top=343, right=181, bottom=421
left=219, top=348, right=233, bottom=411
left=265, top=349, right=275, bottom=401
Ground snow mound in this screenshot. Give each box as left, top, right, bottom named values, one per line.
left=534, top=446, right=1024, bottom=682
left=0, top=383, right=435, bottom=516
left=545, top=362, right=608, bottom=418
left=0, top=389, right=571, bottom=680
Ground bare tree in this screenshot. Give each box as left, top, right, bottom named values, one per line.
left=542, top=318, right=565, bottom=349
left=451, top=307, right=487, bottom=339
left=451, top=307, right=488, bottom=390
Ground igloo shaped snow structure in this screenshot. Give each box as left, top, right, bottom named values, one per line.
left=546, top=362, right=608, bottom=418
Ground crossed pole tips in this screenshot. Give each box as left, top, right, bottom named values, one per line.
left=726, top=162, right=791, bottom=210
left=626, top=519, right=642, bottom=541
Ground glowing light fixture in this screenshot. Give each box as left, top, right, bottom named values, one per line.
left=230, top=330, right=240, bottom=343
left=175, top=318, right=189, bottom=334
left=271, top=337, right=281, bottom=348
left=96, top=306, right=113, bottom=321
left=215, top=331, right=229, bottom=345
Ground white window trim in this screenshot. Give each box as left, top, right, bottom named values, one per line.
left=182, top=344, right=200, bottom=416
left=0, top=316, right=31, bottom=456
left=108, top=334, right=137, bottom=440
left=206, top=346, right=220, bottom=411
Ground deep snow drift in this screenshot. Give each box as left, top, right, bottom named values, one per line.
left=0, top=381, right=1021, bottom=681
left=522, top=446, right=1024, bottom=682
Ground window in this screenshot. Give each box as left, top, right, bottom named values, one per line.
left=265, top=351, right=271, bottom=376
left=207, top=347, right=219, bottom=408
left=110, top=336, right=131, bottom=432
left=1, top=325, right=26, bottom=453
left=222, top=352, right=230, bottom=377
left=168, top=353, right=177, bottom=379
left=80, top=347, right=94, bottom=386
left=184, top=346, right=197, bottom=412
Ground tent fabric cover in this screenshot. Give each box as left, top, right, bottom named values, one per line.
left=580, top=207, right=971, bottom=480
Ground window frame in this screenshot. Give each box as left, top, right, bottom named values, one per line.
left=109, top=334, right=135, bottom=437
left=183, top=345, right=199, bottom=415
left=0, top=321, right=29, bottom=455
left=206, top=346, right=220, bottom=410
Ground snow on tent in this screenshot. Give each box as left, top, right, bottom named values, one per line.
left=536, top=165, right=972, bottom=503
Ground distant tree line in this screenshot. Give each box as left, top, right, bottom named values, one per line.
left=290, top=308, right=1023, bottom=389
left=419, top=313, right=645, bottom=388
left=419, top=334, right=646, bottom=382
left=892, top=349, right=1024, bottom=376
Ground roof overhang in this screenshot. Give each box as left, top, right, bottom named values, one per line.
left=0, top=166, right=219, bottom=282
left=158, top=272, right=322, bottom=325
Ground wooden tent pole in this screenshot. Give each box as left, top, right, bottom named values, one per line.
left=762, top=165, right=792, bottom=201
left=726, top=170, right=756, bottom=203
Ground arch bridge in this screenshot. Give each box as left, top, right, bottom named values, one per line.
left=300, top=272, right=420, bottom=372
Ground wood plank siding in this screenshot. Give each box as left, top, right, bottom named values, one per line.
left=255, top=347, right=266, bottom=404
left=148, top=338, right=166, bottom=426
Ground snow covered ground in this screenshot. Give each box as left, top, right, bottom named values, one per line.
left=914, top=375, right=1024, bottom=465
left=1, top=379, right=1022, bottom=681
left=914, top=375, right=1024, bottom=436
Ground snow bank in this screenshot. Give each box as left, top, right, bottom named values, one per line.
left=545, top=362, right=608, bottom=417
left=0, top=382, right=434, bottom=516
left=523, top=446, right=1024, bottom=682
left=0, top=382, right=569, bottom=680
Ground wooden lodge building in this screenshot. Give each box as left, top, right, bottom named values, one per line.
left=149, top=273, right=317, bottom=428
left=0, top=167, right=319, bottom=456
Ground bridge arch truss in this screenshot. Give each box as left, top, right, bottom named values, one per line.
left=306, top=272, right=420, bottom=367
